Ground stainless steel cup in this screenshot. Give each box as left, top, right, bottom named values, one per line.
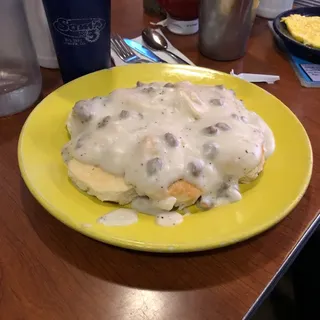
left=199, top=0, right=259, bottom=61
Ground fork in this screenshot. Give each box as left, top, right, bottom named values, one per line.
left=111, top=34, right=150, bottom=64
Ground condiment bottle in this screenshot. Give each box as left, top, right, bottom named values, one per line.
left=157, top=0, right=200, bottom=35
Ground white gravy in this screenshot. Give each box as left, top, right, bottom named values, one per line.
left=97, top=208, right=138, bottom=226
left=156, top=212, right=184, bottom=227
left=64, top=81, right=275, bottom=211
left=131, top=196, right=163, bottom=215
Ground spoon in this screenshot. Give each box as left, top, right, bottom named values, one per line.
left=142, top=27, right=191, bottom=65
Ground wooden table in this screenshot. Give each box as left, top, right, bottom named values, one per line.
left=1, top=1, right=320, bottom=319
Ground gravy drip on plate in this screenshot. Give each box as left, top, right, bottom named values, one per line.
left=65, top=81, right=275, bottom=210
left=156, top=212, right=184, bottom=227
left=97, top=209, right=138, bottom=226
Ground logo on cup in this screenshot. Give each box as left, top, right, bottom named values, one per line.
left=53, top=18, right=106, bottom=43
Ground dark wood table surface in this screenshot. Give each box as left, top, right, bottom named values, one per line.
left=1, top=1, right=320, bottom=319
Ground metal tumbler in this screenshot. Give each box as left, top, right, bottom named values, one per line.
left=199, top=0, right=259, bottom=61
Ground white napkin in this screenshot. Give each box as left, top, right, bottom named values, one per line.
left=111, top=30, right=194, bottom=66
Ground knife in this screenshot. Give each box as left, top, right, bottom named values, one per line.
left=124, top=38, right=167, bottom=63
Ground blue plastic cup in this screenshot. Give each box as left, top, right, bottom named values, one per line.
left=42, top=0, right=111, bottom=83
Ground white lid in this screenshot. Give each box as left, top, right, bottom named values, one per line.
left=166, top=15, right=199, bottom=35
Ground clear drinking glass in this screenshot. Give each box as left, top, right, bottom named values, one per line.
left=0, top=0, right=42, bottom=117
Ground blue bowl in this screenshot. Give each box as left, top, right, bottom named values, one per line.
left=273, top=6, right=320, bottom=62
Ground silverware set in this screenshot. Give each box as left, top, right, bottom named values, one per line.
left=111, top=28, right=191, bottom=65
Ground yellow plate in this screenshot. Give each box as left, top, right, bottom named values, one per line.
left=18, top=64, right=313, bottom=253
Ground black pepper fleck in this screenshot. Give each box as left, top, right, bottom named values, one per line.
left=245, top=150, right=248, bottom=153
left=97, top=115, right=111, bottom=129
